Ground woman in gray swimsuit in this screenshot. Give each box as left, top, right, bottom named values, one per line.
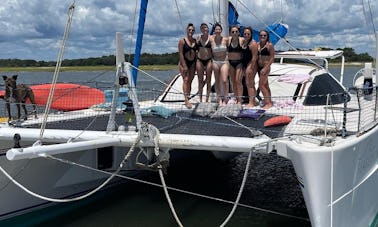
left=178, top=23, right=197, bottom=109
left=210, top=22, right=229, bottom=106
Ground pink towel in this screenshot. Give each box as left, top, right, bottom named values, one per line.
left=278, top=74, right=311, bottom=84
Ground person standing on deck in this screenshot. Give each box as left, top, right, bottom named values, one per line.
left=178, top=23, right=197, bottom=109
left=257, top=29, right=274, bottom=109
left=242, top=26, right=258, bottom=108
left=227, top=25, right=244, bottom=104
left=196, top=23, right=213, bottom=102
left=210, top=22, right=229, bottom=106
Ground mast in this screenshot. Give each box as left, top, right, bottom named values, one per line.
left=219, top=0, right=229, bottom=36
left=132, top=0, right=148, bottom=85
left=376, top=32, right=378, bottom=85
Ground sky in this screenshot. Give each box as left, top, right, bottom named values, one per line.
left=0, top=0, right=377, bottom=61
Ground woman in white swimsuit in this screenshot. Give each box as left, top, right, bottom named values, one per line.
left=210, top=22, right=229, bottom=106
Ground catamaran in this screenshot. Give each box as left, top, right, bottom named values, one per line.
left=0, top=1, right=377, bottom=226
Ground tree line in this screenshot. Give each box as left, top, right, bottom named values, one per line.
left=0, top=47, right=373, bottom=68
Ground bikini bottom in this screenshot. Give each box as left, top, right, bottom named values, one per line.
left=213, top=60, right=228, bottom=68
left=185, top=58, right=196, bottom=69
left=198, top=58, right=212, bottom=67
left=228, top=59, right=242, bottom=69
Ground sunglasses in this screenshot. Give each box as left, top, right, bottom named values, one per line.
left=231, top=30, right=238, bottom=34
left=188, top=29, right=195, bottom=32
left=260, top=34, right=267, bottom=37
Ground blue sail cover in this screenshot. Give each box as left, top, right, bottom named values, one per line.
left=228, top=2, right=288, bottom=45
left=228, top=2, right=239, bottom=27
left=132, top=0, right=148, bottom=84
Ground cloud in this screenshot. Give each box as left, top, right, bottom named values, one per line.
left=0, top=0, right=376, bottom=61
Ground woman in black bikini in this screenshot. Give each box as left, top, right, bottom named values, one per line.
left=242, top=26, right=258, bottom=108
left=178, top=23, right=197, bottom=109
left=227, top=25, right=244, bottom=104
left=257, top=29, right=274, bottom=109
left=196, top=23, right=212, bottom=102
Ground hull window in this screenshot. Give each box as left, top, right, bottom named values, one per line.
left=97, top=147, right=113, bottom=170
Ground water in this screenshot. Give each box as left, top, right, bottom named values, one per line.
left=0, top=66, right=362, bottom=226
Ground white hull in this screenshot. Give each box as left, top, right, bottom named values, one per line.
left=277, top=126, right=378, bottom=227
left=0, top=141, right=136, bottom=219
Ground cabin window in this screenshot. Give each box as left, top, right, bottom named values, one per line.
left=303, top=73, right=349, bottom=105
left=97, top=146, right=113, bottom=170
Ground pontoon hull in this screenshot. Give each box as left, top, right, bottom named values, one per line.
left=278, top=126, right=378, bottom=227
left=0, top=143, right=135, bottom=220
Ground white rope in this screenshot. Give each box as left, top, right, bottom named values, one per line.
left=31, top=146, right=310, bottom=222
left=220, top=150, right=253, bottom=227
left=39, top=2, right=75, bottom=140
left=148, top=123, right=184, bottom=227
left=0, top=132, right=141, bottom=203
left=158, top=168, right=184, bottom=227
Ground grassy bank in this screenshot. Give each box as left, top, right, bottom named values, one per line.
left=0, top=64, right=178, bottom=72
left=0, top=62, right=373, bottom=73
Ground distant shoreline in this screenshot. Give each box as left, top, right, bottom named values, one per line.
left=0, top=62, right=369, bottom=72
left=0, top=65, right=178, bottom=72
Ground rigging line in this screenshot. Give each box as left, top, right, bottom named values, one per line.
left=127, top=0, right=140, bottom=63
left=212, top=0, right=216, bottom=24
left=174, top=0, right=184, bottom=35
left=70, top=114, right=101, bottom=141
left=129, top=64, right=181, bottom=93
left=367, top=0, right=377, bottom=34
left=223, top=115, right=260, bottom=136
left=280, top=0, right=284, bottom=22
left=42, top=149, right=310, bottom=222
left=39, top=2, right=75, bottom=140
left=236, top=0, right=325, bottom=70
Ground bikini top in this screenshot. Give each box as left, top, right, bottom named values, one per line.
left=242, top=39, right=252, bottom=62
left=197, top=37, right=212, bottom=49
left=258, top=43, right=270, bottom=56
left=212, top=37, right=227, bottom=53
left=183, top=38, right=197, bottom=55
left=227, top=38, right=243, bottom=53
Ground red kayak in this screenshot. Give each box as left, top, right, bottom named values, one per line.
left=0, top=83, right=105, bottom=111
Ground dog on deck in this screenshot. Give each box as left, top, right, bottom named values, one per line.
left=2, top=75, right=37, bottom=121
